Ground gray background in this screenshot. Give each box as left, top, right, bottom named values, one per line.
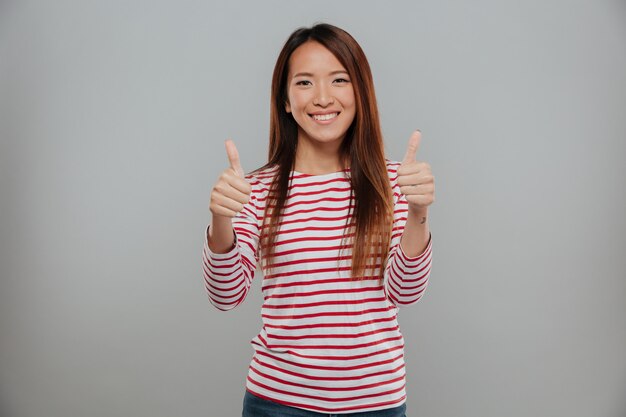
left=1, top=0, right=625, bottom=416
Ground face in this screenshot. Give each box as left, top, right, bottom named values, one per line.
left=284, top=41, right=356, bottom=147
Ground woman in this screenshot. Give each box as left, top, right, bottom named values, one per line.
left=203, top=22, right=434, bottom=416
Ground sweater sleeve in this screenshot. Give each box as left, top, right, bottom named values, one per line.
left=201, top=176, right=261, bottom=311
left=383, top=168, right=433, bottom=308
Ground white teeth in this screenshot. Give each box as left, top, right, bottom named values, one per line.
left=312, top=112, right=338, bottom=121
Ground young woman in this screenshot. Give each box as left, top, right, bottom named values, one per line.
left=203, top=23, right=434, bottom=416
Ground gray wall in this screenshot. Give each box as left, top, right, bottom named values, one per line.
left=1, top=1, right=625, bottom=416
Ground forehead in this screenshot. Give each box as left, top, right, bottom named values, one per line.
left=287, top=41, right=346, bottom=76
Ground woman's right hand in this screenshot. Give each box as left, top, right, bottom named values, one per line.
left=209, top=139, right=252, bottom=218
left=207, top=139, right=252, bottom=253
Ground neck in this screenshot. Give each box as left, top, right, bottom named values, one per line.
left=294, top=152, right=348, bottom=175
left=294, top=135, right=348, bottom=174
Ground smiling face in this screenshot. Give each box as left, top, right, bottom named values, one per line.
left=285, top=41, right=356, bottom=149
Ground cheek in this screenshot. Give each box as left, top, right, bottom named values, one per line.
left=341, top=90, right=356, bottom=109
left=289, top=96, right=308, bottom=113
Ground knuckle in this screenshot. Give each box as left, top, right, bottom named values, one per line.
left=220, top=169, right=234, bottom=182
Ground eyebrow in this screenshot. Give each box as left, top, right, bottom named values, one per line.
left=292, top=70, right=349, bottom=78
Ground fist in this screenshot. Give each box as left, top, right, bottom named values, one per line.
left=397, top=130, right=435, bottom=210
left=208, top=139, right=252, bottom=218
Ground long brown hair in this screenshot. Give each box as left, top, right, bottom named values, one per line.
left=251, top=23, right=394, bottom=283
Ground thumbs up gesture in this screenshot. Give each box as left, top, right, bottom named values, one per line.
left=208, top=139, right=252, bottom=218
left=397, top=130, right=435, bottom=211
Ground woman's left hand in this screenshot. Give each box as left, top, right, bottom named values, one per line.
left=397, top=130, right=435, bottom=211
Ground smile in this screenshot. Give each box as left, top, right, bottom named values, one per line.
left=309, top=112, right=339, bottom=122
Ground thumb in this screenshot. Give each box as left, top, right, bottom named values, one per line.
left=225, top=139, right=244, bottom=177
left=402, top=130, right=422, bottom=164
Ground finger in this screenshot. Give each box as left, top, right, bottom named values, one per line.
left=225, top=139, right=244, bottom=177
left=398, top=168, right=433, bottom=184
left=221, top=182, right=251, bottom=205
left=400, top=183, right=434, bottom=195
left=223, top=171, right=252, bottom=195
left=402, top=130, right=422, bottom=164
left=211, top=192, right=245, bottom=215
left=209, top=201, right=238, bottom=218
left=397, top=172, right=423, bottom=187
left=398, top=161, right=431, bottom=177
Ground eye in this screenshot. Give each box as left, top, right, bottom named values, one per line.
left=334, top=78, right=350, bottom=83
left=295, top=80, right=311, bottom=86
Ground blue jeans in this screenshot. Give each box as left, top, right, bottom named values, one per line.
left=242, top=390, right=407, bottom=417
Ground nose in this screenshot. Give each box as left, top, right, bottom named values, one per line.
left=313, top=84, right=334, bottom=107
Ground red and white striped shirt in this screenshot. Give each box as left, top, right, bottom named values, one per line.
left=201, top=159, right=433, bottom=414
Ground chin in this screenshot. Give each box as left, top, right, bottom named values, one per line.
left=313, top=135, right=346, bottom=143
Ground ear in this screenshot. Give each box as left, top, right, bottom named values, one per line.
left=284, top=100, right=291, bottom=113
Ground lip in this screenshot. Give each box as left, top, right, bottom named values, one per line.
left=309, top=111, right=340, bottom=124
left=309, top=110, right=341, bottom=116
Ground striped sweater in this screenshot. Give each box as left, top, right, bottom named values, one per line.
left=201, top=159, right=433, bottom=414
